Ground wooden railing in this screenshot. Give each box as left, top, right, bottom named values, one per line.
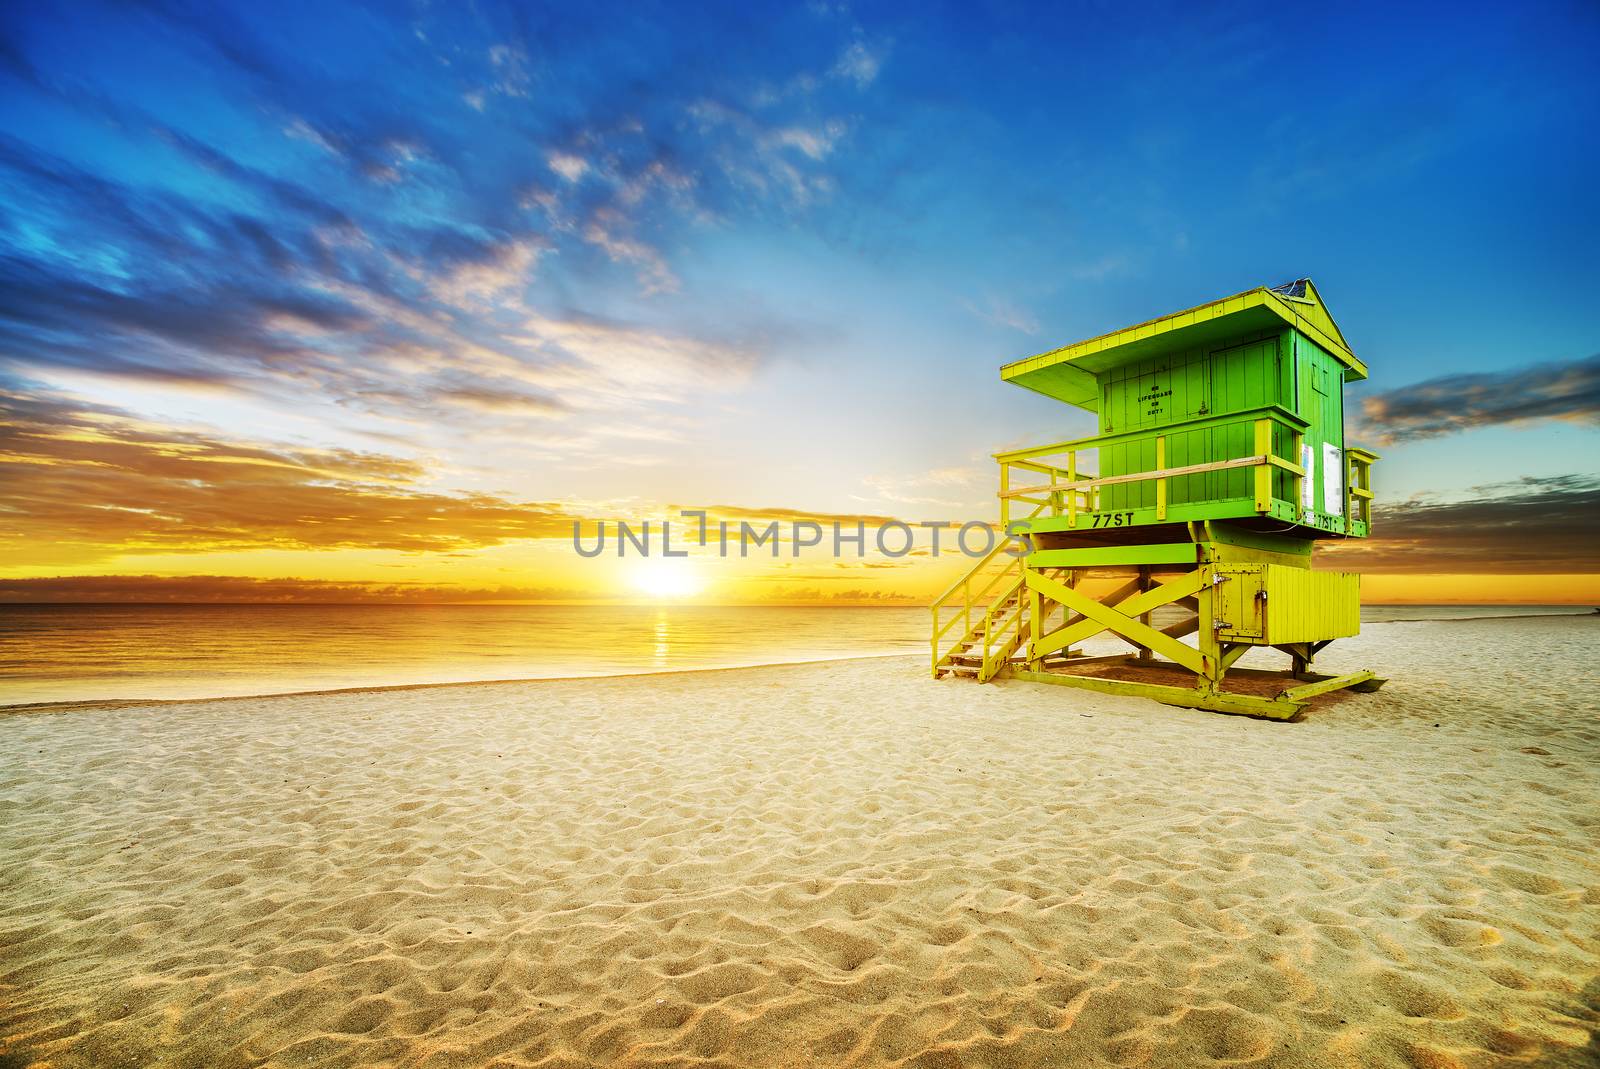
left=930, top=500, right=1045, bottom=679
left=994, top=407, right=1310, bottom=528
left=1346, top=447, right=1378, bottom=532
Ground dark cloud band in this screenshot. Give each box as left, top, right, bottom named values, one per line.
left=1358, top=353, right=1600, bottom=443
left=1322, top=474, right=1600, bottom=574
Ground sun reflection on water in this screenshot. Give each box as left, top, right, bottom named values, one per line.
left=652, top=609, right=671, bottom=667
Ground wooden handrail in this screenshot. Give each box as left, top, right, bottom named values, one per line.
left=930, top=499, right=1049, bottom=675
left=992, top=404, right=1308, bottom=464
left=930, top=533, right=1016, bottom=608
left=1001, top=454, right=1273, bottom=499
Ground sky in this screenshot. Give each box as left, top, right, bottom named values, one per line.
left=1, top=0, right=1597, bottom=605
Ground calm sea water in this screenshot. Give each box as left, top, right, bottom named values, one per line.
left=0, top=603, right=1591, bottom=706
left=0, top=604, right=930, bottom=706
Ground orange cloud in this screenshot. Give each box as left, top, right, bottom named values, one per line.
left=0, top=575, right=588, bottom=603
left=0, top=393, right=579, bottom=562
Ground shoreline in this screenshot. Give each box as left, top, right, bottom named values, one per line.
left=4, top=611, right=1592, bottom=714
left=0, top=650, right=920, bottom=715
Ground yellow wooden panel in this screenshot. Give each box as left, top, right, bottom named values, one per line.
left=1213, top=564, right=1360, bottom=645
left=1262, top=565, right=1359, bottom=644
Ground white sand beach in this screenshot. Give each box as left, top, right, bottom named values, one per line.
left=1, top=616, right=1597, bottom=1068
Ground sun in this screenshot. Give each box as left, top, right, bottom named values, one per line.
left=628, top=556, right=704, bottom=599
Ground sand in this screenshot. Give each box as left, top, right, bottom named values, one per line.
left=1, top=616, right=1597, bottom=1068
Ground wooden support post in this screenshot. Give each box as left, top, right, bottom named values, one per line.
left=1066, top=451, right=1077, bottom=528
left=1219, top=642, right=1251, bottom=671
left=1197, top=567, right=1221, bottom=693
left=1136, top=565, right=1153, bottom=662
left=1272, top=642, right=1313, bottom=679
left=963, top=582, right=972, bottom=650
left=1253, top=418, right=1272, bottom=513
left=1291, top=428, right=1304, bottom=519
left=1028, top=584, right=1043, bottom=671
left=1155, top=435, right=1167, bottom=520
left=999, top=462, right=1010, bottom=527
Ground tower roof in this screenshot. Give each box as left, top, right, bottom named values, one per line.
left=1001, top=278, right=1366, bottom=410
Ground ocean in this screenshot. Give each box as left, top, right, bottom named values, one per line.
left=0, top=602, right=1591, bottom=707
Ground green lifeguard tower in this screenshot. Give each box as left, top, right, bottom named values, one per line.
left=931, top=279, right=1384, bottom=719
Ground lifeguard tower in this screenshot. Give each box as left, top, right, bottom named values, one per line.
left=931, top=279, right=1384, bottom=719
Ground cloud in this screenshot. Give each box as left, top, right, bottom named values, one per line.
left=769, top=121, right=847, bottom=161
left=283, top=117, right=343, bottom=156
left=514, top=312, right=764, bottom=395
left=0, top=132, right=778, bottom=450
left=754, top=586, right=920, bottom=605
left=0, top=575, right=589, bottom=604
left=486, top=43, right=531, bottom=98
left=667, top=503, right=903, bottom=528
left=1320, top=474, right=1600, bottom=574
left=1358, top=353, right=1600, bottom=443
left=965, top=295, right=1040, bottom=335
left=436, top=382, right=568, bottom=416
left=1071, top=253, right=1132, bottom=281
left=685, top=99, right=846, bottom=208
left=859, top=467, right=983, bottom=508
left=0, top=390, right=933, bottom=569
left=832, top=40, right=885, bottom=87
left=580, top=210, right=677, bottom=293
left=546, top=150, right=590, bottom=183
left=0, top=391, right=582, bottom=561
left=427, top=239, right=543, bottom=310
left=0, top=3, right=868, bottom=437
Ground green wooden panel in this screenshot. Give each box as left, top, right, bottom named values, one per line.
left=1021, top=495, right=1304, bottom=533
left=1293, top=331, right=1347, bottom=527
left=1096, top=328, right=1289, bottom=512
left=1027, top=544, right=1199, bottom=568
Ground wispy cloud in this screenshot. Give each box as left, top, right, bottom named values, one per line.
left=428, top=239, right=543, bottom=310
left=832, top=40, right=886, bottom=87
left=859, top=467, right=983, bottom=509
left=1071, top=253, right=1132, bottom=281
left=486, top=43, right=531, bottom=98
left=964, top=295, right=1040, bottom=335
left=580, top=210, right=678, bottom=293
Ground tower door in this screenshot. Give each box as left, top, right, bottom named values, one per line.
left=1102, top=355, right=1209, bottom=433
left=1215, top=565, right=1265, bottom=641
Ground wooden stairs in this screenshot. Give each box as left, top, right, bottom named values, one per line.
left=931, top=543, right=1071, bottom=682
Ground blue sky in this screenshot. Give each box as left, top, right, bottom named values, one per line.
left=1, top=0, right=1597, bottom=595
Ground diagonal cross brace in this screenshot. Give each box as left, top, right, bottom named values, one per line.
left=1026, top=569, right=1207, bottom=673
